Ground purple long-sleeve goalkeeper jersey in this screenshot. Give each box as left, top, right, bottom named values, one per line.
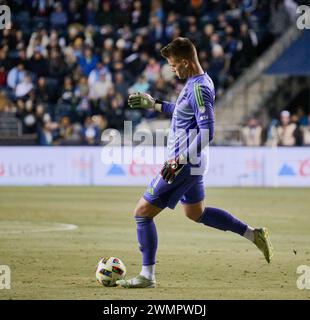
left=161, top=73, right=215, bottom=165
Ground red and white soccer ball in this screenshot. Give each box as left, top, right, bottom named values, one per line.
left=95, top=257, right=126, bottom=287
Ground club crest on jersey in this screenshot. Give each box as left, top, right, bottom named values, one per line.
left=194, top=84, right=206, bottom=113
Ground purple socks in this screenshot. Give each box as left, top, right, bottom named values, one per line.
left=134, top=207, right=247, bottom=267
left=198, top=207, right=247, bottom=236
left=135, top=216, right=158, bottom=266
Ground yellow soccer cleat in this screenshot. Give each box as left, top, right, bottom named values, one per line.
left=254, top=227, right=274, bottom=263
left=116, top=274, right=156, bottom=288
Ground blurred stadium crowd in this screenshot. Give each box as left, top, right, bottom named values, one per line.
left=0, top=0, right=308, bottom=146
left=242, top=109, right=310, bottom=147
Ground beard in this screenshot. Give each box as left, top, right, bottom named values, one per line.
left=176, top=66, right=188, bottom=79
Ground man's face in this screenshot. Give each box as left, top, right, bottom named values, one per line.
left=167, top=57, right=188, bottom=79
left=281, top=115, right=290, bottom=126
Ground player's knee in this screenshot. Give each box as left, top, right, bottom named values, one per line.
left=134, top=203, right=152, bottom=218
left=184, top=205, right=204, bottom=222
left=185, top=211, right=201, bottom=222
left=134, top=197, right=162, bottom=218
left=185, top=209, right=202, bottom=222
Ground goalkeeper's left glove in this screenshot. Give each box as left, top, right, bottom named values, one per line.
left=161, top=155, right=185, bottom=184
left=128, top=92, right=155, bottom=109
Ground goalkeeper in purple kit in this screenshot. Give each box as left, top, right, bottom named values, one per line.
left=117, top=37, right=273, bottom=289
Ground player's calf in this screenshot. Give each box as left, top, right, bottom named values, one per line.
left=189, top=205, right=274, bottom=263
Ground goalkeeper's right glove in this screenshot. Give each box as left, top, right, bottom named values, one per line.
left=161, top=155, right=186, bottom=184
left=128, top=92, right=156, bottom=109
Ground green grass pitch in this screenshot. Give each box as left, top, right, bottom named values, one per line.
left=0, top=187, right=310, bottom=300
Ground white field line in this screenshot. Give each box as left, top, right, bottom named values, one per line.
left=0, top=221, right=78, bottom=234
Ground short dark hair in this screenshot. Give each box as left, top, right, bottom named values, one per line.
left=160, top=37, right=197, bottom=61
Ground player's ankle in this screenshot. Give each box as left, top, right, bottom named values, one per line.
left=243, top=226, right=255, bottom=242
left=140, top=264, right=156, bottom=281
left=140, top=273, right=156, bottom=281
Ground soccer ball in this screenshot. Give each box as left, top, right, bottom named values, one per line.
left=95, top=256, right=126, bottom=287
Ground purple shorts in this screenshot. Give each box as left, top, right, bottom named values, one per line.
left=143, top=164, right=205, bottom=209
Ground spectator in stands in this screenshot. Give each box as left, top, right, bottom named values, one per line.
left=89, top=69, right=113, bottom=101
left=26, top=31, right=48, bottom=59
left=85, top=1, right=97, bottom=26
left=0, top=91, right=13, bottom=113
left=0, top=44, right=10, bottom=70
left=71, top=37, right=84, bottom=60
left=35, top=103, right=51, bottom=133
left=59, top=76, right=76, bottom=107
left=296, top=107, right=308, bottom=126
left=114, top=72, right=130, bottom=98
left=241, top=117, right=263, bottom=146
left=96, top=1, right=114, bottom=26
left=14, top=49, right=29, bottom=70
left=164, top=11, right=179, bottom=41
left=201, top=24, right=214, bottom=53
left=78, top=48, right=99, bottom=77
left=300, top=114, right=310, bottom=146
left=276, top=110, right=299, bottom=146
left=39, top=120, right=54, bottom=146
left=105, top=93, right=126, bottom=131
left=88, top=62, right=112, bottom=87
left=70, top=123, right=83, bottom=144
left=223, top=24, right=238, bottom=58
left=0, top=66, right=7, bottom=87
left=75, top=76, right=89, bottom=99
left=68, top=0, right=84, bottom=25
left=7, top=63, right=26, bottom=91
left=48, top=48, right=67, bottom=84
left=185, top=17, right=202, bottom=48
left=76, top=92, right=91, bottom=118
left=289, top=111, right=303, bottom=145
left=143, top=57, right=161, bottom=83
left=114, top=0, right=132, bottom=27
left=234, top=23, right=257, bottom=76
left=15, top=74, right=34, bottom=99
left=50, top=2, right=68, bottom=30
left=29, top=49, right=49, bottom=78
left=58, top=116, right=73, bottom=143
left=148, top=14, right=164, bottom=47
left=152, top=76, right=169, bottom=102
left=82, top=116, right=101, bottom=145
left=128, top=75, right=150, bottom=94
left=131, top=0, right=145, bottom=30
left=35, top=77, right=52, bottom=105
left=208, top=44, right=227, bottom=92
left=17, top=99, right=37, bottom=134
